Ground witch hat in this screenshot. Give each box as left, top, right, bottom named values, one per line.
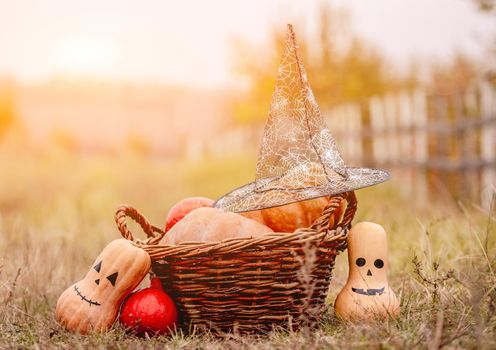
left=214, top=24, right=389, bottom=213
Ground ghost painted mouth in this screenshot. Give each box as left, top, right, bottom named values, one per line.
left=352, top=287, right=385, bottom=296
left=74, top=285, right=101, bottom=306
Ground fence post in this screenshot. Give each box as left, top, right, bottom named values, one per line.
left=463, top=86, right=482, bottom=200
left=384, top=94, right=399, bottom=164
left=452, top=91, right=465, bottom=198
left=399, top=92, right=414, bottom=197
left=431, top=94, right=455, bottom=198
left=413, top=90, right=428, bottom=202
left=369, top=96, right=387, bottom=165
left=480, top=82, right=496, bottom=211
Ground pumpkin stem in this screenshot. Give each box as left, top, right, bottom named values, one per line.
left=150, top=277, right=164, bottom=291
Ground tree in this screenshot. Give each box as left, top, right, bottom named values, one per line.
left=230, top=4, right=397, bottom=125
left=0, top=80, right=17, bottom=139
left=473, top=0, right=496, bottom=82
left=474, top=0, right=495, bottom=12
left=429, top=53, right=477, bottom=95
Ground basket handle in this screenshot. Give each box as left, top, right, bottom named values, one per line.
left=311, top=191, right=357, bottom=235
left=115, top=205, right=165, bottom=245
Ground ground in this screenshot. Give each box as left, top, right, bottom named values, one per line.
left=0, top=151, right=494, bottom=349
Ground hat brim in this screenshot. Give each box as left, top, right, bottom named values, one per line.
left=214, top=167, right=390, bottom=213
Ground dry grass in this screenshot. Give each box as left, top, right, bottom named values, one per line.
left=0, top=150, right=495, bottom=349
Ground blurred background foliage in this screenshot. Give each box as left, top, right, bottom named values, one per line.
left=0, top=81, right=18, bottom=139
left=231, top=4, right=397, bottom=125
left=230, top=2, right=491, bottom=126
left=0, top=1, right=494, bottom=151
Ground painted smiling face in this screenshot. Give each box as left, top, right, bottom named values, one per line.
left=56, top=239, right=151, bottom=334
left=334, top=222, right=399, bottom=321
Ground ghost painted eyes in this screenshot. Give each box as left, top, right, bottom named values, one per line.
left=374, top=259, right=384, bottom=269
left=355, top=257, right=384, bottom=269
left=356, top=258, right=366, bottom=267
left=93, top=261, right=119, bottom=286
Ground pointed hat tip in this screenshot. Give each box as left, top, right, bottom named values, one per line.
left=287, top=23, right=294, bottom=34
left=286, top=24, right=297, bottom=44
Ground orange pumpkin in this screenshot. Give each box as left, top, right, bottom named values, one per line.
left=241, top=196, right=343, bottom=233
left=334, top=222, right=399, bottom=321
left=160, top=207, right=273, bottom=245
left=56, top=239, right=151, bottom=334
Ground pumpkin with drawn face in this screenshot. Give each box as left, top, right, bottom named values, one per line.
left=334, top=222, right=399, bottom=321
left=56, top=239, right=151, bottom=334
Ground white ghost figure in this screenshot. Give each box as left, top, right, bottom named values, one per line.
left=334, top=222, right=400, bottom=321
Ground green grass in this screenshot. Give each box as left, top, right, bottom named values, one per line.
left=0, top=151, right=495, bottom=349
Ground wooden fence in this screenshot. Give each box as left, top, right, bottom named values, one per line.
left=325, top=82, right=496, bottom=211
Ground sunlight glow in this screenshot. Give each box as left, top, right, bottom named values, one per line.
left=53, top=38, right=117, bottom=77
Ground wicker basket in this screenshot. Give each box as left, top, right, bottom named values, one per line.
left=115, top=191, right=357, bottom=334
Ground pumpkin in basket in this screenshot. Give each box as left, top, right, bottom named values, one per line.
left=241, top=196, right=348, bottom=233
left=165, top=197, right=214, bottom=232
left=160, top=207, right=273, bottom=244
left=56, top=239, right=151, bottom=334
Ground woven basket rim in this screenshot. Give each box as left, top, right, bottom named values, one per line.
left=115, top=191, right=357, bottom=260
left=141, top=225, right=349, bottom=260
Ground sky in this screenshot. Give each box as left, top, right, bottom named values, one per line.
left=0, top=0, right=494, bottom=88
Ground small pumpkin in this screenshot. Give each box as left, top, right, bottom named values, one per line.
left=119, top=277, right=178, bottom=336
left=241, top=196, right=347, bottom=233
left=160, top=207, right=273, bottom=245
left=56, top=239, right=151, bottom=334
left=334, top=222, right=400, bottom=321
left=165, top=197, right=214, bottom=232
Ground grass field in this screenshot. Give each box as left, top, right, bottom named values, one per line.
left=0, top=151, right=495, bottom=349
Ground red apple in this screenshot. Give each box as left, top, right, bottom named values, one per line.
left=165, top=197, right=214, bottom=232
left=119, top=278, right=178, bottom=336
